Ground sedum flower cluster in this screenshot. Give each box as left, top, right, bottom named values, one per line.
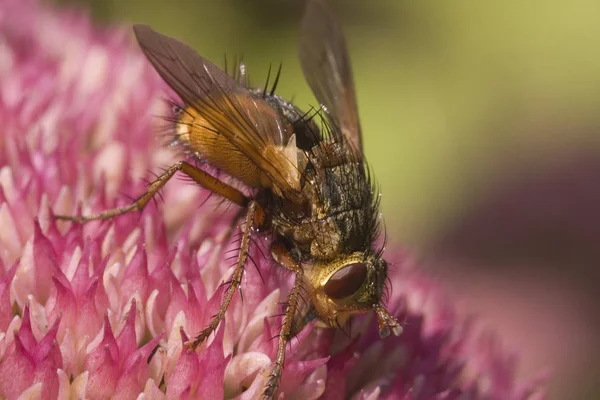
left=0, top=0, right=547, bottom=399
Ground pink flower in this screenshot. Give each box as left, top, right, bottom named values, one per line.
left=0, top=0, right=547, bottom=399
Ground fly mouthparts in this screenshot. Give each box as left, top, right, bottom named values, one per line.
left=374, top=303, right=403, bottom=338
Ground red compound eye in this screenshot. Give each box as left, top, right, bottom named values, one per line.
left=324, top=263, right=367, bottom=299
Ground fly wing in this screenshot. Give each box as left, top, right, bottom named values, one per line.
left=133, top=25, right=303, bottom=197
left=298, top=0, right=363, bottom=154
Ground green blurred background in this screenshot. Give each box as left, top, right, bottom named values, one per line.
left=54, top=1, right=600, bottom=398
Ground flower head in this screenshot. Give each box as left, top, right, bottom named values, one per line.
left=0, top=0, right=547, bottom=398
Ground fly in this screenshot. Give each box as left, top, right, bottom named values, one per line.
left=56, top=1, right=401, bottom=398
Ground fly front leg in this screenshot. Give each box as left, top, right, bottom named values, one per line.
left=55, top=161, right=248, bottom=223
left=262, top=242, right=305, bottom=400
left=186, top=200, right=263, bottom=350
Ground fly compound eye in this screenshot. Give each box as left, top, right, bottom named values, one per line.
left=324, top=262, right=367, bottom=299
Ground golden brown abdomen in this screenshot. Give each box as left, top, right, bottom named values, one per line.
left=176, top=107, right=269, bottom=188
left=175, top=96, right=304, bottom=195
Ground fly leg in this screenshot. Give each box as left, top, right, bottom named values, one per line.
left=262, top=242, right=305, bottom=400
left=55, top=161, right=248, bottom=223
left=186, top=200, right=263, bottom=350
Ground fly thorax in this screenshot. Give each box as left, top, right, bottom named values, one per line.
left=309, top=218, right=342, bottom=259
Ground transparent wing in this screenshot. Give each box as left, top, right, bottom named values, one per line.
left=298, top=0, right=363, bottom=153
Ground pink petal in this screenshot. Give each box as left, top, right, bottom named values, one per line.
left=45, top=275, right=76, bottom=336
left=86, top=345, right=118, bottom=400
left=183, top=282, right=203, bottom=334
left=279, top=357, right=329, bottom=395
left=15, top=382, right=42, bottom=400
left=195, top=324, right=229, bottom=400
left=0, top=202, right=21, bottom=260
left=166, top=329, right=199, bottom=398
left=116, top=300, right=138, bottom=363
left=56, top=369, right=71, bottom=400
left=0, top=262, right=18, bottom=329
left=31, top=219, right=58, bottom=303
left=59, top=328, right=78, bottom=378
left=119, top=332, right=164, bottom=395
left=32, top=318, right=62, bottom=400
left=85, top=315, right=119, bottom=373
left=18, top=306, right=38, bottom=354
left=120, top=245, right=149, bottom=303
left=147, top=255, right=177, bottom=317
left=237, top=289, right=280, bottom=354
left=75, top=278, right=103, bottom=339
left=0, top=336, right=35, bottom=399
left=142, top=211, right=168, bottom=263
left=127, top=333, right=163, bottom=371
left=224, top=352, right=270, bottom=397
left=139, top=378, right=166, bottom=400
left=249, top=317, right=277, bottom=357
left=91, top=256, right=110, bottom=314
left=70, top=372, right=90, bottom=399
left=38, top=201, right=64, bottom=255
left=288, top=368, right=326, bottom=400
left=112, top=354, right=146, bottom=400
left=187, top=262, right=207, bottom=307
left=164, top=282, right=187, bottom=334
left=70, top=240, right=93, bottom=297
left=145, top=289, right=164, bottom=338
left=322, top=342, right=360, bottom=400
